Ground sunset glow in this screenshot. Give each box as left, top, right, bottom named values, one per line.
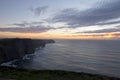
left=0, top=0, right=120, bottom=39
left=0, top=31, right=119, bottom=40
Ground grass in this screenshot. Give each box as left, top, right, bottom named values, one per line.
left=0, top=66, right=120, bottom=80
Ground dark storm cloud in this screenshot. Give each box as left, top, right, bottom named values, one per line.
left=52, top=0, right=120, bottom=28
left=30, top=6, right=48, bottom=16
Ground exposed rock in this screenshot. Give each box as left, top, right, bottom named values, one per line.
left=0, top=38, right=55, bottom=64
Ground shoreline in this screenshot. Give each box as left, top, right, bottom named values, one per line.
left=0, top=38, right=55, bottom=64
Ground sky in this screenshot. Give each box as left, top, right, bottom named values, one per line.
left=0, top=0, right=120, bottom=39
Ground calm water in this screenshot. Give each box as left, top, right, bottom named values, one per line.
left=7, top=40, right=120, bottom=77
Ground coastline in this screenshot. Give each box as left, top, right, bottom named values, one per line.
left=0, top=38, right=55, bottom=64
left=0, top=38, right=120, bottom=80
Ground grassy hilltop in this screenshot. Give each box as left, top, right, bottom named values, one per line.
left=0, top=66, right=120, bottom=80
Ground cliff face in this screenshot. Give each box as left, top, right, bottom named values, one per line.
left=0, top=38, right=55, bottom=64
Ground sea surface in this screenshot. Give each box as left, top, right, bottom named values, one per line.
left=4, top=39, right=120, bottom=78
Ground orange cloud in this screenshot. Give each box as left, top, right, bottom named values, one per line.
left=55, top=32, right=120, bottom=39
left=0, top=32, right=120, bottom=40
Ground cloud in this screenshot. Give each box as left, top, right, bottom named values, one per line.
left=1, top=21, right=52, bottom=33
left=2, top=1, right=120, bottom=34
left=52, top=0, right=120, bottom=28
left=30, top=6, right=48, bottom=16
left=0, top=21, right=65, bottom=33
left=12, top=21, right=42, bottom=27
left=82, top=27, right=120, bottom=33
left=63, top=32, right=120, bottom=39
left=114, top=33, right=120, bottom=37
left=0, top=26, right=52, bottom=33
left=12, top=22, right=30, bottom=27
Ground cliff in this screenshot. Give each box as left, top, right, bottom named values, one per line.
left=0, top=38, right=55, bottom=64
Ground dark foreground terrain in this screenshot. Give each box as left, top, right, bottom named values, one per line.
left=0, top=38, right=120, bottom=80
left=0, top=66, right=120, bottom=80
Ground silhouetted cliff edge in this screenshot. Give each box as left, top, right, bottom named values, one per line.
left=0, top=38, right=55, bottom=64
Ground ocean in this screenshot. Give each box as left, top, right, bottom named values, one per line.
left=4, top=39, right=120, bottom=78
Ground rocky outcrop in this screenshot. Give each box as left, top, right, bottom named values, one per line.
left=0, top=38, right=55, bottom=64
